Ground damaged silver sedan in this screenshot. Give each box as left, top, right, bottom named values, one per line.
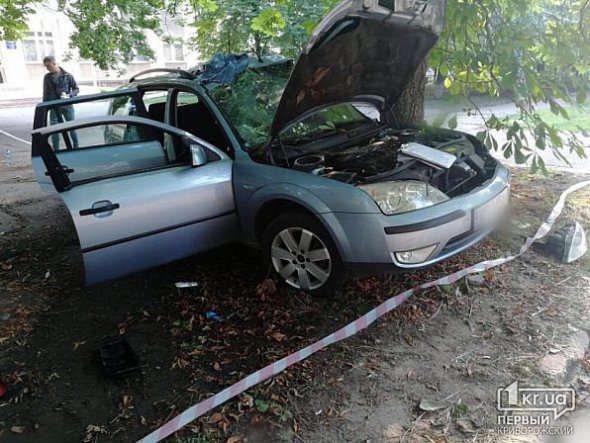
left=31, top=0, right=510, bottom=295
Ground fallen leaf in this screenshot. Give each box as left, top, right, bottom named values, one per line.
left=209, top=412, right=225, bottom=424
left=213, top=362, right=221, bottom=371
left=122, top=395, right=133, bottom=409
left=255, top=279, right=276, bottom=301
left=457, top=419, right=476, bottom=433
left=310, top=66, right=331, bottom=86
left=239, top=393, right=254, bottom=409
left=226, top=437, right=243, bottom=443
left=296, top=89, right=306, bottom=105
left=10, top=426, right=25, bottom=434
left=419, top=399, right=449, bottom=412
left=268, top=331, right=286, bottom=342
left=72, top=341, right=87, bottom=351
left=403, top=334, right=414, bottom=346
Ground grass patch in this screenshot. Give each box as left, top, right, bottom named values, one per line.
left=534, top=105, right=590, bottom=132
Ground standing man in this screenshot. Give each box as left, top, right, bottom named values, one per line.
left=42, top=56, right=79, bottom=149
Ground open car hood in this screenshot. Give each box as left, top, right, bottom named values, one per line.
left=269, top=0, right=445, bottom=139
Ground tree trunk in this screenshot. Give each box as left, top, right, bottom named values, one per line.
left=392, top=60, right=428, bottom=126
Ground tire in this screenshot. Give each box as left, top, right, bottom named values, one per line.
left=261, top=211, right=345, bottom=296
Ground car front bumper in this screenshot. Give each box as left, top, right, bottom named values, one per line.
left=326, top=163, right=511, bottom=272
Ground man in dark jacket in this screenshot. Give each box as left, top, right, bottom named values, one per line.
left=43, top=56, right=79, bottom=149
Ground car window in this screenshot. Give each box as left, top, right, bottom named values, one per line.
left=42, top=92, right=145, bottom=153
left=45, top=121, right=188, bottom=186
left=281, top=103, right=380, bottom=145
left=142, top=90, right=169, bottom=124
left=177, top=92, right=199, bottom=105
left=173, top=91, right=231, bottom=156
left=48, top=121, right=149, bottom=151
left=110, top=94, right=139, bottom=117
left=208, top=66, right=291, bottom=148
left=45, top=93, right=141, bottom=128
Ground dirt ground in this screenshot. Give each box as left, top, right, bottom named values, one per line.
left=1, top=144, right=589, bottom=443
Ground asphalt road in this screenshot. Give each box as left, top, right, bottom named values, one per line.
left=0, top=105, right=35, bottom=143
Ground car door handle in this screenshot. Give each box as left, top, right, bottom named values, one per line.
left=79, top=203, right=120, bottom=216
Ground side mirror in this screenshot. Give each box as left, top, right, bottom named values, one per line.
left=190, top=144, right=208, bottom=168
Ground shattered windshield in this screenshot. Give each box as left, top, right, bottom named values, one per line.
left=208, top=65, right=291, bottom=148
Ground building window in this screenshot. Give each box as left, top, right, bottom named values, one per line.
left=174, top=44, right=184, bottom=61
left=23, top=31, right=54, bottom=62
left=23, top=40, right=38, bottom=61
left=163, top=43, right=184, bottom=62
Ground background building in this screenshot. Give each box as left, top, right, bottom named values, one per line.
left=0, top=4, right=200, bottom=101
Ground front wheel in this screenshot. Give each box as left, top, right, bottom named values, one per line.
left=261, top=212, right=345, bottom=296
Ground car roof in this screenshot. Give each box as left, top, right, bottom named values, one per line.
left=129, top=76, right=200, bottom=90
left=127, top=55, right=292, bottom=89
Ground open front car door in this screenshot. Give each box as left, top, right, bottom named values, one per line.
left=31, top=115, right=239, bottom=285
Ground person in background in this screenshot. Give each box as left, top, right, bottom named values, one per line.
left=42, top=56, right=79, bottom=149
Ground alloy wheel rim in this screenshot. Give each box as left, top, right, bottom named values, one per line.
left=270, top=227, right=332, bottom=291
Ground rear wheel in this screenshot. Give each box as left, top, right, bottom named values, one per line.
left=262, top=212, right=345, bottom=296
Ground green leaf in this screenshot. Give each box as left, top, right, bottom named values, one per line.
left=503, top=142, right=513, bottom=159
left=444, top=77, right=452, bottom=89
left=538, top=156, right=548, bottom=176
left=531, top=157, right=539, bottom=174
left=439, top=284, right=452, bottom=293
left=251, top=9, right=286, bottom=37
left=302, top=20, right=318, bottom=34
left=255, top=398, right=270, bottom=413
left=453, top=403, right=469, bottom=417
left=576, top=89, right=587, bottom=105
left=514, top=147, right=527, bottom=164
left=448, top=114, right=458, bottom=130
left=431, top=113, right=449, bottom=128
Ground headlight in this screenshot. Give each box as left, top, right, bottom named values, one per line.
left=359, top=181, right=449, bottom=215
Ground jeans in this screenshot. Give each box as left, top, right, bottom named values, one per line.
left=50, top=106, right=79, bottom=150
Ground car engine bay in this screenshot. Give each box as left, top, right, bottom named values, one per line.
left=273, top=127, right=498, bottom=198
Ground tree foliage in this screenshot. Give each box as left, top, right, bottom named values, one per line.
left=184, top=0, right=336, bottom=59
left=178, top=0, right=590, bottom=168
left=0, top=0, right=40, bottom=40
left=431, top=0, right=590, bottom=171
left=58, top=0, right=163, bottom=70
left=1, top=0, right=588, bottom=166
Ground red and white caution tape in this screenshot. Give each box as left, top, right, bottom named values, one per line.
left=137, top=179, right=590, bottom=443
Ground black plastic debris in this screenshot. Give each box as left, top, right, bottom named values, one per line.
left=544, top=221, right=587, bottom=263
left=96, top=337, right=139, bottom=377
